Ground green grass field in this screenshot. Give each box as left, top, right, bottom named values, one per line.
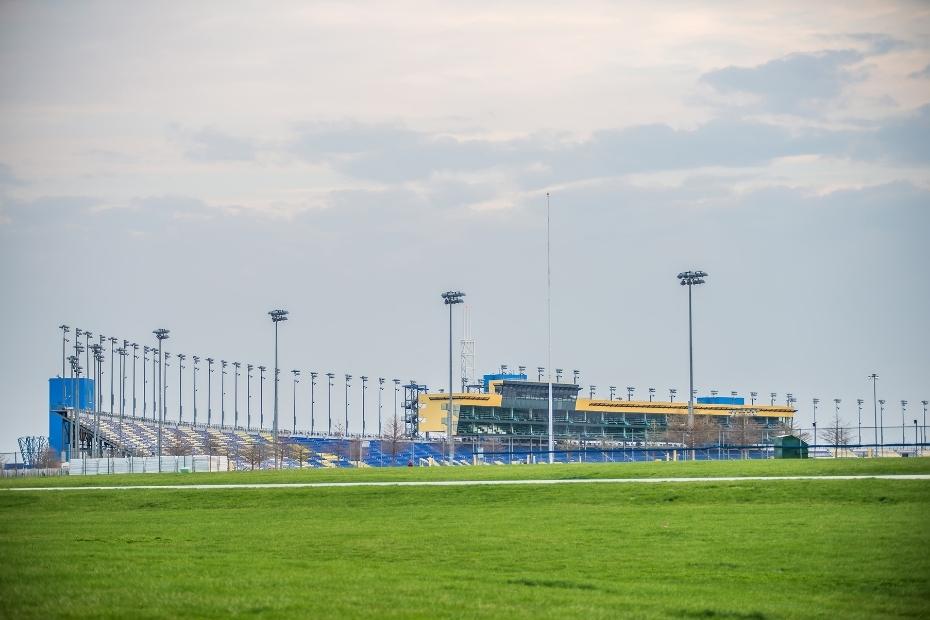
left=2, top=460, right=929, bottom=619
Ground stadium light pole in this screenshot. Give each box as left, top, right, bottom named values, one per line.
left=163, top=353, right=171, bottom=428
left=153, top=329, right=169, bottom=472
left=233, top=362, right=240, bottom=428
left=770, top=392, right=777, bottom=406
left=856, top=399, right=863, bottom=446
left=109, top=337, right=116, bottom=415
left=177, top=354, right=186, bottom=423
left=344, top=374, right=352, bottom=435
left=147, top=343, right=155, bottom=421
left=648, top=387, right=656, bottom=402
left=378, top=378, right=384, bottom=436
left=573, top=369, right=580, bottom=385
left=868, top=374, right=879, bottom=455
left=546, top=193, right=554, bottom=464
left=589, top=385, right=596, bottom=399
left=59, top=325, right=70, bottom=437
left=59, top=324, right=69, bottom=379
left=901, top=400, right=908, bottom=446
left=131, top=343, right=138, bottom=419
left=259, top=366, right=266, bottom=429
left=555, top=369, right=562, bottom=382
left=292, top=370, right=300, bottom=434
left=833, top=398, right=841, bottom=457
left=85, top=333, right=93, bottom=396
left=142, top=346, right=149, bottom=419
left=361, top=375, right=368, bottom=436
left=220, top=361, right=227, bottom=427
left=627, top=386, right=634, bottom=401
left=920, top=400, right=930, bottom=454
left=879, top=399, right=886, bottom=453
left=122, top=340, right=129, bottom=419
left=67, top=354, right=78, bottom=460
left=750, top=391, right=757, bottom=405
left=92, top=345, right=104, bottom=457
left=327, top=373, right=335, bottom=435
left=537, top=367, right=544, bottom=382
left=192, top=356, right=200, bottom=426
left=206, top=358, right=214, bottom=426
left=246, top=364, right=253, bottom=430
left=677, top=270, right=707, bottom=428
left=233, top=362, right=242, bottom=428
left=915, top=419, right=920, bottom=454
left=393, top=379, right=400, bottom=430
left=442, top=290, right=465, bottom=465
left=670, top=388, right=677, bottom=403
left=310, top=372, right=318, bottom=435
left=269, top=309, right=289, bottom=467
left=609, top=386, right=616, bottom=401
left=812, top=399, right=819, bottom=446
left=116, top=344, right=126, bottom=448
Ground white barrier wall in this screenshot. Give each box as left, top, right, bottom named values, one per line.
left=69, top=455, right=229, bottom=475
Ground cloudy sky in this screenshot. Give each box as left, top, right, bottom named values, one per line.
left=1, top=1, right=929, bottom=451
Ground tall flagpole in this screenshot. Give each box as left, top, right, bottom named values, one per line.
left=547, top=192, right=554, bottom=464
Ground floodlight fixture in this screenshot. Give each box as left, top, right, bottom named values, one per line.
left=269, top=308, right=289, bottom=467
left=677, top=269, right=708, bottom=428
left=901, top=400, right=908, bottom=446
left=206, top=358, right=215, bottom=426
left=441, top=290, right=465, bottom=464
left=292, top=370, right=300, bottom=434
left=360, top=376, right=368, bottom=436
left=326, top=372, right=335, bottom=435
left=345, top=374, right=352, bottom=436
left=310, top=371, right=319, bottom=435
left=152, top=328, right=170, bottom=471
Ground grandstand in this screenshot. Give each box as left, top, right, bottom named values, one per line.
left=48, top=376, right=786, bottom=470
left=418, top=374, right=796, bottom=444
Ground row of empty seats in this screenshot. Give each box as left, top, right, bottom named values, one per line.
left=78, top=413, right=772, bottom=469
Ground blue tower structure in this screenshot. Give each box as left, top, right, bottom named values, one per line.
left=48, top=377, right=94, bottom=458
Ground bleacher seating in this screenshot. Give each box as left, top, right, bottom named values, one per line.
left=79, top=412, right=480, bottom=469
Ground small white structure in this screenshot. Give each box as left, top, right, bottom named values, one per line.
left=68, top=455, right=228, bottom=475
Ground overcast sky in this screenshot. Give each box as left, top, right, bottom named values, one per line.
left=1, top=1, right=929, bottom=452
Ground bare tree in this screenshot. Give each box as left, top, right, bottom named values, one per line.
left=727, top=413, right=765, bottom=448
left=665, top=415, right=721, bottom=449
left=206, top=431, right=228, bottom=458
left=241, top=442, right=265, bottom=470
left=383, top=415, right=407, bottom=464
left=289, top=442, right=311, bottom=468
left=35, top=447, right=61, bottom=469
left=166, top=433, right=189, bottom=456
left=820, top=414, right=851, bottom=454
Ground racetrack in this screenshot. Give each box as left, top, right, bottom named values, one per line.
left=6, top=472, right=930, bottom=491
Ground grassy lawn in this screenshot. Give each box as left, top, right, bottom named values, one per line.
left=1, top=457, right=929, bottom=488
left=1, top=462, right=928, bottom=618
